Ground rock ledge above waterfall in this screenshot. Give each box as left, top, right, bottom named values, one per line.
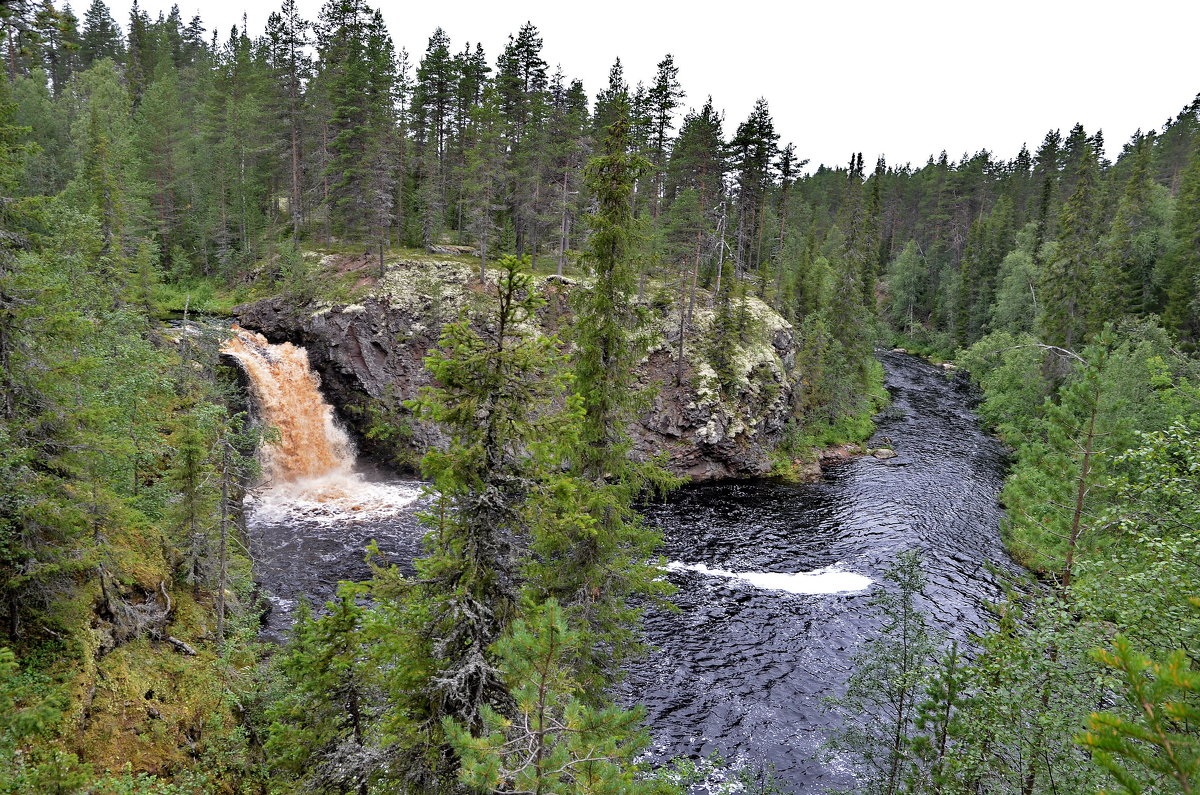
left=237, top=257, right=801, bottom=481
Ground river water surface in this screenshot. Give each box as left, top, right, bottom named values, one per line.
left=247, top=351, right=1014, bottom=792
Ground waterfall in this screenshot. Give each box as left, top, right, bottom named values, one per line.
left=223, top=326, right=422, bottom=525
left=223, top=326, right=357, bottom=485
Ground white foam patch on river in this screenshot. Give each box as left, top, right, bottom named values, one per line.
left=247, top=475, right=426, bottom=526
left=665, top=560, right=872, bottom=594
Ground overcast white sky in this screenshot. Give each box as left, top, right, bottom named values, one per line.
left=106, top=0, right=1200, bottom=172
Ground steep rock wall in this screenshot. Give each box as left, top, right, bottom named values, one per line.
left=237, top=259, right=799, bottom=481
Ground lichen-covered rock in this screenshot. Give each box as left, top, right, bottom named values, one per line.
left=236, top=257, right=801, bottom=481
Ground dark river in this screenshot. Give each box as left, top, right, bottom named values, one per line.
left=248, top=351, right=1014, bottom=792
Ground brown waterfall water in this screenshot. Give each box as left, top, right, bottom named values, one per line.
left=224, top=326, right=356, bottom=484
left=223, top=326, right=423, bottom=525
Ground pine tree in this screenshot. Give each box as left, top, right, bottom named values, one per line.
left=646, top=53, right=683, bottom=218
left=904, top=642, right=972, bottom=793
left=1000, top=334, right=1130, bottom=588
left=860, top=155, right=887, bottom=307
left=665, top=96, right=725, bottom=292
left=1098, top=134, right=1154, bottom=317
left=462, top=83, right=506, bottom=279
left=730, top=98, right=778, bottom=278
left=562, top=75, right=592, bottom=275
left=39, top=0, right=80, bottom=95
left=413, top=26, right=455, bottom=243
left=496, top=22, right=549, bottom=259
left=313, top=0, right=396, bottom=240
left=1032, top=128, right=1062, bottom=251
left=200, top=25, right=272, bottom=271
left=1080, top=636, right=1200, bottom=793
left=124, top=0, right=152, bottom=101
left=265, top=0, right=311, bottom=237
left=134, top=67, right=190, bottom=255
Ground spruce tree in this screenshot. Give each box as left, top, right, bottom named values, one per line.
left=592, top=58, right=628, bottom=138
left=1163, top=141, right=1200, bottom=343
left=445, top=600, right=656, bottom=795
left=78, top=0, right=122, bottom=66
left=409, top=254, right=570, bottom=732
left=1099, top=133, right=1162, bottom=318
left=266, top=588, right=385, bottom=794
left=1039, top=143, right=1101, bottom=348
left=535, top=110, right=676, bottom=692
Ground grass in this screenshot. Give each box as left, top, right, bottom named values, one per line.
left=151, top=277, right=264, bottom=317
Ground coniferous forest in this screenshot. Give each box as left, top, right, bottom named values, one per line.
left=3, top=0, right=1200, bottom=792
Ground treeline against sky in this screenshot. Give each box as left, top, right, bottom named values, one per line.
left=4, top=0, right=1200, bottom=355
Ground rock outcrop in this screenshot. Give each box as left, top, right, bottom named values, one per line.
left=237, top=258, right=801, bottom=481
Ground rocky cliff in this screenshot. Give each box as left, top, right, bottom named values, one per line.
left=237, top=257, right=800, bottom=481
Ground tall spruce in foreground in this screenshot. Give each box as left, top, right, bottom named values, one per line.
left=408, top=254, right=569, bottom=734
left=535, top=110, right=676, bottom=695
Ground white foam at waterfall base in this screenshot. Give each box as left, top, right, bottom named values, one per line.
left=665, top=560, right=872, bottom=594
left=247, top=474, right=426, bottom=527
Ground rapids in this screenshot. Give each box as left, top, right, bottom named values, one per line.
left=242, top=347, right=1014, bottom=791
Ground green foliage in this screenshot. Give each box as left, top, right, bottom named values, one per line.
left=10, top=4, right=1200, bottom=791
left=552, top=111, right=680, bottom=693
left=825, top=551, right=939, bottom=795
left=1080, top=635, right=1200, bottom=794
left=989, top=223, right=1041, bottom=336
left=1163, top=141, right=1200, bottom=344
left=1075, top=413, right=1200, bottom=654
left=408, top=254, right=568, bottom=734
left=780, top=356, right=886, bottom=462
left=446, top=600, right=656, bottom=795
left=947, top=590, right=1108, bottom=794
left=276, top=241, right=320, bottom=304
left=265, top=587, right=386, bottom=793
left=886, top=241, right=925, bottom=336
